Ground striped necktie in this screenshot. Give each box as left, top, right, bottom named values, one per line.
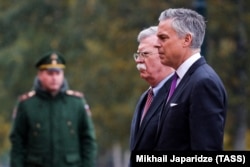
left=140, top=88, right=154, bottom=124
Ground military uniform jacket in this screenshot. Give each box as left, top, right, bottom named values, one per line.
left=10, top=79, right=97, bottom=167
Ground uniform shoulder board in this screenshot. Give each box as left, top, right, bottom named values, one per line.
left=18, top=90, right=36, bottom=102
left=66, top=90, right=83, bottom=98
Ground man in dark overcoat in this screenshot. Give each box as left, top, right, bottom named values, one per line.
left=10, top=51, right=97, bottom=167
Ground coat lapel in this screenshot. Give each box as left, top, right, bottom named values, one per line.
left=130, top=91, right=147, bottom=149
left=161, top=57, right=207, bottom=122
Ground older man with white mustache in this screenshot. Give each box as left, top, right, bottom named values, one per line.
left=134, top=26, right=173, bottom=87
left=129, top=26, right=174, bottom=166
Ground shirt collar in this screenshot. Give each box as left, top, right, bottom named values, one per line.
left=176, top=53, right=201, bottom=80
left=150, top=72, right=174, bottom=96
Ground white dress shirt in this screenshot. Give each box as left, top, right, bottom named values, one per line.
left=175, top=53, right=201, bottom=87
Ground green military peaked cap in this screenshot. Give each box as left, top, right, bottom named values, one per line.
left=35, top=51, right=66, bottom=70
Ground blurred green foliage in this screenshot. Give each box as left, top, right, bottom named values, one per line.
left=0, top=0, right=250, bottom=165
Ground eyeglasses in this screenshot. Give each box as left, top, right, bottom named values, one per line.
left=133, top=52, right=158, bottom=60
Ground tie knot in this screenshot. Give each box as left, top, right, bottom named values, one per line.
left=173, top=72, right=179, bottom=80
left=148, top=88, right=154, bottom=96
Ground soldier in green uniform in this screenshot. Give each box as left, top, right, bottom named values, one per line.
left=10, top=51, right=97, bottom=167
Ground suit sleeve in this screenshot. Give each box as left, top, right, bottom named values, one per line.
left=9, top=102, right=27, bottom=167
left=79, top=98, right=97, bottom=167
left=189, top=78, right=227, bottom=150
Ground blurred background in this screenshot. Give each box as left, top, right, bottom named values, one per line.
left=0, top=0, right=249, bottom=166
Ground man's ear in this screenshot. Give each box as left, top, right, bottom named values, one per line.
left=182, top=34, right=192, bottom=47
left=37, top=70, right=42, bottom=79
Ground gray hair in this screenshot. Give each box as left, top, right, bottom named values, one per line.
left=137, top=26, right=158, bottom=42
left=159, top=8, right=206, bottom=49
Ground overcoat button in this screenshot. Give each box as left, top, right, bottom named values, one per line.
left=70, top=129, right=75, bottom=134
left=67, top=121, right=72, bottom=126
left=36, top=123, right=41, bottom=128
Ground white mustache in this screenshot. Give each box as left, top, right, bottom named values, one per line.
left=136, top=63, right=147, bottom=71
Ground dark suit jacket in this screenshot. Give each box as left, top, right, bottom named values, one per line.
left=130, top=77, right=172, bottom=152
left=155, top=57, right=227, bottom=151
